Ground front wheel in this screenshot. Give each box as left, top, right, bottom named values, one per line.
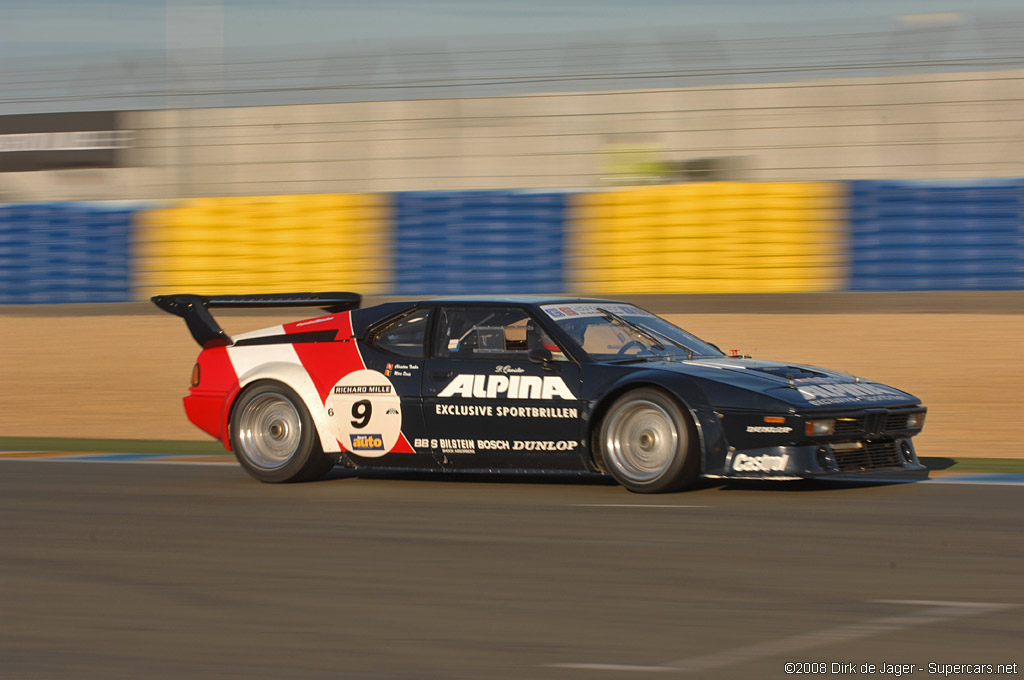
left=230, top=381, right=337, bottom=483
left=596, top=388, right=699, bottom=493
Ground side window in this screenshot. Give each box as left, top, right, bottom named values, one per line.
left=435, top=307, right=566, bottom=360
left=372, top=308, right=431, bottom=358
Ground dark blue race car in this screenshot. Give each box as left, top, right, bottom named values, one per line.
left=155, top=293, right=928, bottom=492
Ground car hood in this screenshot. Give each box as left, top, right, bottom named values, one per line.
left=634, top=357, right=920, bottom=409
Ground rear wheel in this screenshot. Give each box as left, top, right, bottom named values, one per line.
left=596, top=388, right=699, bottom=493
left=230, top=381, right=337, bottom=483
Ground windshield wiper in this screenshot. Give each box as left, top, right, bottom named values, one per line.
left=609, top=356, right=662, bottom=364
left=597, top=307, right=698, bottom=360
left=596, top=307, right=665, bottom=351
left=649, top=329, right=695, bottom=360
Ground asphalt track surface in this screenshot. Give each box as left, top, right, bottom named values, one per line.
left=2, top=460, right=1022, bottom=680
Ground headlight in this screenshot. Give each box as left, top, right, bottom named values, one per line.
left=805, top=419, right=835, bottom=436
left=906, top=412, right=925, bottom=429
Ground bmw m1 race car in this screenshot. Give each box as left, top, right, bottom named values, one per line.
left=153, top=292, right=928, bottom=493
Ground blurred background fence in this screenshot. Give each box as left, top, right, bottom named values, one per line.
left=1, top=13, right=1023, bottom=302
left=3, top=13, right=1023, bottom=112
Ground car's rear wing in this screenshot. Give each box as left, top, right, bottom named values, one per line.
left=151, top=292, right=361, bottom=348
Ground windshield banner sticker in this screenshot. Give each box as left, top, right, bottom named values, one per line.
left=541, top=303, right=654, bottom=319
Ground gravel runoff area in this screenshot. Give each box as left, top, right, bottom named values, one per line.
left=1, top=293, right=1020, bottom=459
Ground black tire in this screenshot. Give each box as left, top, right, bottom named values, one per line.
left=229, top=381, right=338, bottom=483
left=595, top=388, right=699, bottom=493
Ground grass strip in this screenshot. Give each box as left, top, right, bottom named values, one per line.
left=0, top=437, right=227, bottom=455
left=919, top=457, right=1024, bottom=473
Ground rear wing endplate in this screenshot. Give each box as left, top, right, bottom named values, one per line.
left=151, top=292, right=361, bottom=348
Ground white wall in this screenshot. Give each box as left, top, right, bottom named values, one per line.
left=3, top=68, right=1023, bottom=201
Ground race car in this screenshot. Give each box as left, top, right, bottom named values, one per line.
left=153, top=292, right=928, bottom=492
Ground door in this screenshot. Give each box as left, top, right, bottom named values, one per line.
left=347, top=305, right=436, bottom=468
left=422, top=305, right=585, bottom=470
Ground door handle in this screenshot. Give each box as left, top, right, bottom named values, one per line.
left=430, top=371, right=453, bottom=380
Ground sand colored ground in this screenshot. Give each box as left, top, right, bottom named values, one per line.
left=1, top=310, right=1020, bottom=459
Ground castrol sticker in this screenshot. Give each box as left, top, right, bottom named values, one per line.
left=325, top=370, right=402, bottom=458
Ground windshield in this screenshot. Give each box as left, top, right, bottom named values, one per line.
left=540, top=303, right=724, bottom=362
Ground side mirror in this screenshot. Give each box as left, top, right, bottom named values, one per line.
left=528, top=347, right=554, bottom=370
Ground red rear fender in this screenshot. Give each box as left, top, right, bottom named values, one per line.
left=183, top=347, right=239, bottom=448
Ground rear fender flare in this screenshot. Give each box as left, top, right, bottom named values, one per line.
left=229, top=362, right=340, bottom=453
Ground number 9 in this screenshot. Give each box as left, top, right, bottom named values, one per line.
left=351, top=400, right=372, bottom=428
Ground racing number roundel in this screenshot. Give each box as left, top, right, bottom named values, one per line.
left=325, top=370, right=402, bottom=458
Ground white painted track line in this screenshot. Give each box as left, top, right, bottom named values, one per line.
left=566, top=504, right=711, bottom=508
left=547, top=600, right=1018, bottom=673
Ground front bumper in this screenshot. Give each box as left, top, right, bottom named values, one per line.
left=711, top=437, right=929, bottom=482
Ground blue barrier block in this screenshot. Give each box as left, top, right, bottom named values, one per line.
left=0, top=202, right=140, bottom=304
left=851, top=179, right=1024, bottom=199
left=851, top=247, right=1014, bottom=263
left=847, top=180, right=1024, bottom=292
left=393, top=191, right=569, bottom=295
left=851, top=275, right=1023, bottom=291
left=852, top=261, right=1020, bottom=277
left=870, top=206, right=1019, bottom=221
left=853, top=232, right=1019, bottom=249
left=851, top=204, right=1018, bottom=236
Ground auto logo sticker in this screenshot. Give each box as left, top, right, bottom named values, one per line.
left=325, top=369, right=402, bottom=457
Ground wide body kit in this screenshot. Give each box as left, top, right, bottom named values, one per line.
left=158, top=294, right=928, bottom=490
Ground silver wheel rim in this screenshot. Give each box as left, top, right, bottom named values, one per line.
left=603, top=398, right=681, bottom=483
left=236, top=392, right=302, bottom=470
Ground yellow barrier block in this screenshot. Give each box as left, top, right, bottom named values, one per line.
left=137, top=193, right=393, bottom=298
left=569, top=182, right=846, bottom=294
